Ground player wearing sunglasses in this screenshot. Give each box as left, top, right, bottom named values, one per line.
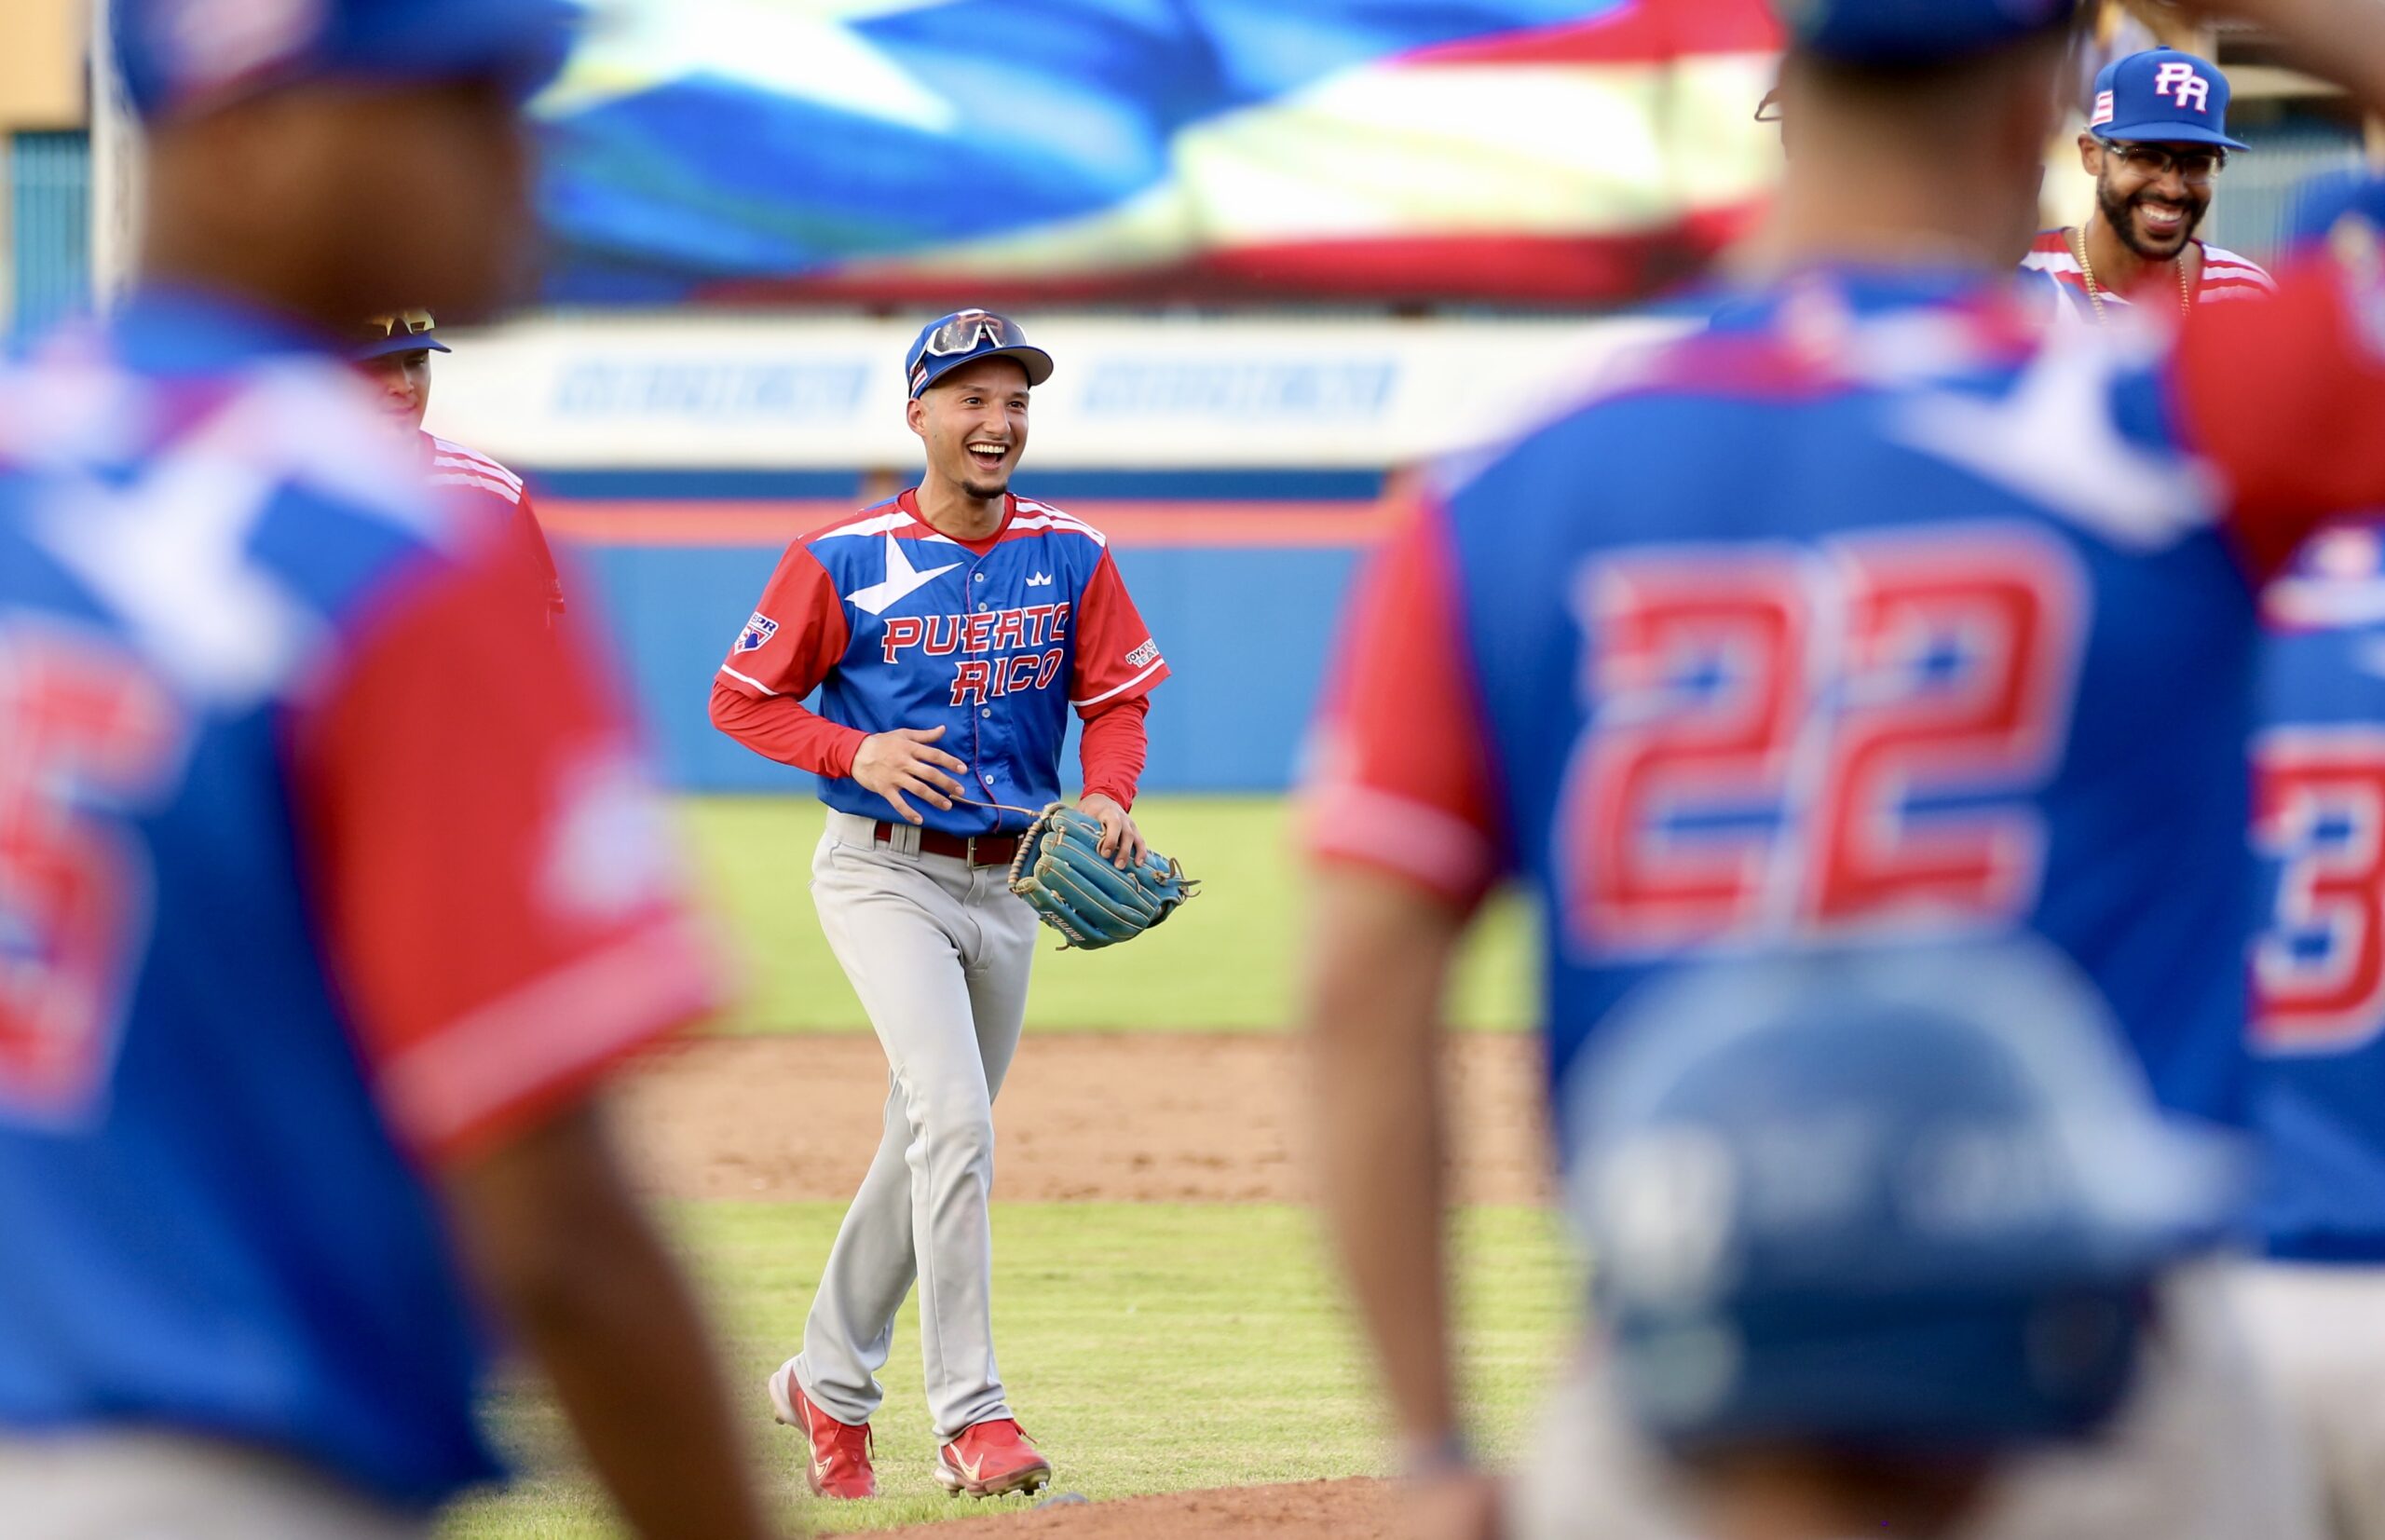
left=353, top=309, right=566, bottom=623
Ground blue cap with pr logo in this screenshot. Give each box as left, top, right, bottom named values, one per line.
left=2090, top=48, right=2247, bottom=150
left=1776, top=0, right=2076, bottom=64
left=904, top=310, right=1055, bottom=400
left=113, top=0, right=578, bottom=121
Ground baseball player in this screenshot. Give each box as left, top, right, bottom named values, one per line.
left=2235, top=178, right=2385, bottom=1540
left=0, top=4, right=774, bottom=1538
left=350, top=309, right=567, bottom=621
left=2024, top=46, right=2276, bottom=322
left=1300, top=1, right=2385, bottom=1537
left=1570, top=947, right=2236, bottom=1540
left=710, top=310, right=1170, bottom=1500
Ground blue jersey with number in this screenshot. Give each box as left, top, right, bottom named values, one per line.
left=2253, top=522, right=2385, bottom=1259
left=0, top=292, right=716, bottom=1506
left=1309, top=263, right=2385, bottom=1143
left=713, top=489, right=1168, bottom=835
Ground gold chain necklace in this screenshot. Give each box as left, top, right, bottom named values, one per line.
left=2069, top=227, right=2192, bottom=323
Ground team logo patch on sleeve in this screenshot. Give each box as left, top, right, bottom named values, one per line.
left=1126, top=638, right=1162, bottom=668
left=735, top=613, right=780, bottom=653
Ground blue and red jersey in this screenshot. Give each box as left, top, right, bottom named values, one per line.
left=0, top=291, right=721, bottom=1507
left=712, top=488, right=1167, bottom=833
left=2252, top=520, right=2385, bottom=1260
left=421, top=429, right=566, bottom=622
left=1308, top=258, right=2385, bottom=1139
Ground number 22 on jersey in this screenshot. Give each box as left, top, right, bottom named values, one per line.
left=1559, top=525, right=2087, bottom=955
left=0, top=621, right=183, bottom=1123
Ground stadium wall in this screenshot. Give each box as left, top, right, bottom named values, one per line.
left=540, top=472, right=1392, bottom=794
left=434, top=314, right=1688, bottom=794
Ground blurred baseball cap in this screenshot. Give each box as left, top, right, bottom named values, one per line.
left=1566, top=942, right=2239, bottom=1454
left=1774, top=0, right=2076, bottom=64
left=2287, top=169, right=2385, bottom=247
left=113, top=0, right=579, bottom=122
left=906, top=309, right=1055, bottom=400
left=352, top=308, right=451, bottom=361
left=2090, top=48, right=2247, bottom=150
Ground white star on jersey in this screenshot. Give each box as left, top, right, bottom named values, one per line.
left=845, top=531, right=961, bottom=617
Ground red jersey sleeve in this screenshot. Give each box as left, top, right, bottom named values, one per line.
left=711, top=541, right=869, bottom=778
left=1302, top=497, right=1506, bottom=911
left=716, top=542, right=852, bottom=701
left=2173, top=252, right=2385, bottom=580
left=512, top=484, right=567, bottom=620
left=1070, top=550, right=1169, bottom=712
left=292, top=542, right=727, bottom=1165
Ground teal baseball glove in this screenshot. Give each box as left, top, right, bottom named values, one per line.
left=1007, top=802, right=1197, bottom=950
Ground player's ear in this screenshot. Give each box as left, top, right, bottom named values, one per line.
left=906, top=394, right=928, bottom=440
left=2078, top=132, right=2101, bottom=174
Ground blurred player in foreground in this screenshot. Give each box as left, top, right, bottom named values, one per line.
left=350, top=309, right=567, bottom=622
left=2239, top=176, right=2385, bottom=1540
left=1302, top=0, right=2385, bottom=1536
left=2024, top=46, right=2274, bottom=321
left=1572, top=947, right=2235, bottom=1540
left=0, top=3, right=776, bottom=1536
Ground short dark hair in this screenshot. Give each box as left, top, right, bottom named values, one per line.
left=1783, top=17, right=2078, bottom=113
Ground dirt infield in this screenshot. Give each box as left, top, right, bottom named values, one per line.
left=874, top=1479, right=1398, bottom=1538
left=618, top=1030, right=1551, bottom=1206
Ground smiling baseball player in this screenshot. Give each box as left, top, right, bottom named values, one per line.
left=710, top=309, right=1169, bottom=1501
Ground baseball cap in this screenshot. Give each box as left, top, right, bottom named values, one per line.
left=1775, top=0, right=2076, bottom=64
left=1565, top=942, right=2239, bottom=1453
left=112, top=0, right=579, bottom=122
left=352, top=308, right=451, bottom=361
left=2287, top=169, right=2385, bottom=248
left=905, top=310, right=1055, bottom=400
left=2090, top=48, right=2247, bottom=150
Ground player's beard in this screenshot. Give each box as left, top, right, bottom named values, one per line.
left=2097, top=176, right=2208, bottom=262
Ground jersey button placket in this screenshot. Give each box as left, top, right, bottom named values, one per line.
left=967, top=561, right=988, bottom=788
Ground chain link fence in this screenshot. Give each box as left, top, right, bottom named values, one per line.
left=8, top=129, right=90, bottom=339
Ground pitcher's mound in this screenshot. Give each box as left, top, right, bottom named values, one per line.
left=877, top=1477, right=1397, bottom=1537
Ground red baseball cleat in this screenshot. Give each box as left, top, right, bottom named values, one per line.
left=935, top=1418, right=1053, bottom=1498
left=767, top=1361, right=875, bottom=1499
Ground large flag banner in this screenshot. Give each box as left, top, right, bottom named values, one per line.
left=535, top=0, right=1783, bottom=306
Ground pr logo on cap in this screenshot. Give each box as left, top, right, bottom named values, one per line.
left=2154, top=61, right=2212, bottom=114
left=2092, top=89, right=2114, bottom=127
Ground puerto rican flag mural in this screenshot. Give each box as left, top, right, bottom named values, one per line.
left=534, top=0, right=1782, bottom=306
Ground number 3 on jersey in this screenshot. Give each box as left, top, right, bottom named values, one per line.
left=0, top=623, right=182, bottom=1122
left=2255, top=729, right=2385, bottom=1053
left=1560, top=526, right=2086, bottom=954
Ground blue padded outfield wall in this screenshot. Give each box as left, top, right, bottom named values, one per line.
left=542, top=473, right=1377, bottom=796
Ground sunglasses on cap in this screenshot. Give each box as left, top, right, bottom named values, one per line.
left=920, top=309, right=1024, bottom=358
left=363, top=309, right=438, bottom=341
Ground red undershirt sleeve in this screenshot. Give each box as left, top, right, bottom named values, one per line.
left=1077, top=694, right=1150, bottom=810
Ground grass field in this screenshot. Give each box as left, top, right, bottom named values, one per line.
left=439, top=1205, right=1578, bottom=1537
left=436, top=794, right=1560, bottom=1536
left=688, top=796, right=1538, bottom=1035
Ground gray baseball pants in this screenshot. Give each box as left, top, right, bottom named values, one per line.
left=792, top=811, right=1040, bottom=1438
